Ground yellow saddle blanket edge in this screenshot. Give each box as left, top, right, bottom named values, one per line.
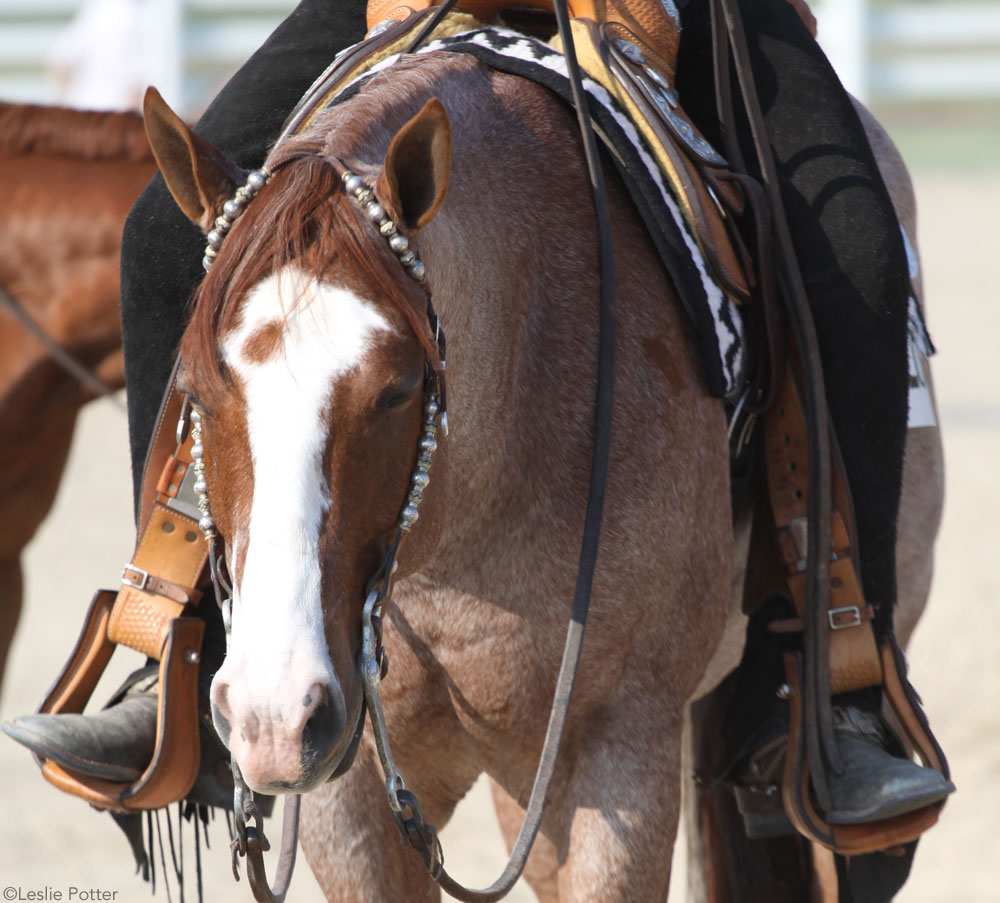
left=289, top=12, right=484, bottom=138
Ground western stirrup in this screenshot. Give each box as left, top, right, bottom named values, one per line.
left=30, top=370, right=208, bottom=812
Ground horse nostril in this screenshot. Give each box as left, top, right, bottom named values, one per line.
left=300, top=682, right=345, bottom=773
left=210, top=681, right=233, bottom=747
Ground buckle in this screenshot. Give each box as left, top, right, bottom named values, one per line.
left=828, top=605, right=861, bottom=630
left=121, top=564, right=150, bottom=590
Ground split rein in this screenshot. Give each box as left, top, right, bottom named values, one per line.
left=189, top=1, right=617, bottom=897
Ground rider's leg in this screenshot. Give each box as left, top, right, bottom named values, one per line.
left=122, top=0, right=367, bottom=510
left=674, top=0, right=952, bottom=829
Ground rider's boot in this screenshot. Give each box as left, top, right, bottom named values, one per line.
left=722, top=599, right=954, bottom=841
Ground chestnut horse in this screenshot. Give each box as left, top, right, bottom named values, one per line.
left=142, top=44, right=942, bottom=901
left=0, top=103, right=154, bottom=692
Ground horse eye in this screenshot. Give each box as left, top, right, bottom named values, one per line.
left=375, top=384, right=419, bottom=411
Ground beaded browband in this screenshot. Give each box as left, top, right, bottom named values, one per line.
left=193, top=161, right=445, bottom=543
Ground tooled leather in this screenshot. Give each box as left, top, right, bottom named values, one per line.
left=367, top=0, right=682, bottom=73
left=787, top=561, right=882, bottom=694
left=766, top=372, right=883, bottom=693
left=108, top=502, right=207, bottom=658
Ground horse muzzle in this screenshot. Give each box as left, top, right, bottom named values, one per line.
left=210, top=665, right=358, bottom=793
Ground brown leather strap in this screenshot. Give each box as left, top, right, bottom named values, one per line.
left=764, top=369, right=884, bottom=695
left=366, top=0, right=681, bottom=74
left=33, top=380, right=210, bottom=812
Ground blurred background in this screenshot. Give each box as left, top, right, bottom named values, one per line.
left=0, top=0, right=997, bottom=900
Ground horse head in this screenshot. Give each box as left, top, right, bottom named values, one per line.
left=143, top=86, right=451, bottom=793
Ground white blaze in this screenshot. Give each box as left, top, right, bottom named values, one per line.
left=218, top=264, right=392, bottom=715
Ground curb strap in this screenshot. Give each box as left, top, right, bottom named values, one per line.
left=360, top=1, right=618, bottom=899
left=228, top=758, right=300, bottom=903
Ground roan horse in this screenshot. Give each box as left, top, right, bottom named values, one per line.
left=0, top=103, right=154, bottom=693
left=141, top=40, right=943, bottom=901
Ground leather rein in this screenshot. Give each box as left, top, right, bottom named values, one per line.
left=0, top=283, right=125, bottom=410
left=204, top=0, right=833, bottom=898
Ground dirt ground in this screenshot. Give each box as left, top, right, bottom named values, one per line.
left=0, top=171, right=996, bottom=902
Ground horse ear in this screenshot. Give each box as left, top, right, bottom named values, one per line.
left=142, top=86, right=246, bottom=233
left=377, top=98, right=451, bottom=232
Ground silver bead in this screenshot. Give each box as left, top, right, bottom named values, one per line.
left=412, top=470, right=430, bottom=490
left=199, top=514, right=215, bottom=533
left=247, top=169, right=269, bottom=192
left=379, top=219, right=397, bottom=236
left=222, top=198, right=244, bottom=219
left=366, top=202, right=386, bottom=221
left=389, top=234, right=409, bottom=254
left=419, top=435, right=437, bottom=455
left=408, top=260, right=426, bottom=282
left=400, top=504, right=420, bottom=530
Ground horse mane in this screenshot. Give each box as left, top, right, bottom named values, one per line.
left=185, top=153, right=440, bottom=382
left=0, top=101, right=153, bottom=162
left=184, top=56, right=477, bottom=382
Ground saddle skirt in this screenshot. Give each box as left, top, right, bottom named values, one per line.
left=278, top=9, right=750, bottom=398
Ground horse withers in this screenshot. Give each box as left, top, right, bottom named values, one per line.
left=140, top=42, right=942, bottom=903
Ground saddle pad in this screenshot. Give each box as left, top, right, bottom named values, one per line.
left=322, top=23, right=745, bottom=398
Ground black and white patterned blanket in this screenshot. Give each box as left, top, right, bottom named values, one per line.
left=328, top=25, right=745, bottom=398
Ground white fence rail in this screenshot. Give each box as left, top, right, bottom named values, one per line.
left=816, top=1, right=1000, bottom=102
left=0, top=0, right=293, bottom=114
left=0, top=0, right=998, bottom=112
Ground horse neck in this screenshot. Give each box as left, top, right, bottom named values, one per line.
left=343, top=64, right=607, bottom=578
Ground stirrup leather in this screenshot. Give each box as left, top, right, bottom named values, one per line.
left=764, top=367, right=950, bottom=854
left=34, top=383, right=208, bottom=813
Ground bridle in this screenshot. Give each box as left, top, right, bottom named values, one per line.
left=183, top=0, right=620, bottom=896
left=189, top=158, right=451, bottom=902
left=0, top=282, right=125, bottom=411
